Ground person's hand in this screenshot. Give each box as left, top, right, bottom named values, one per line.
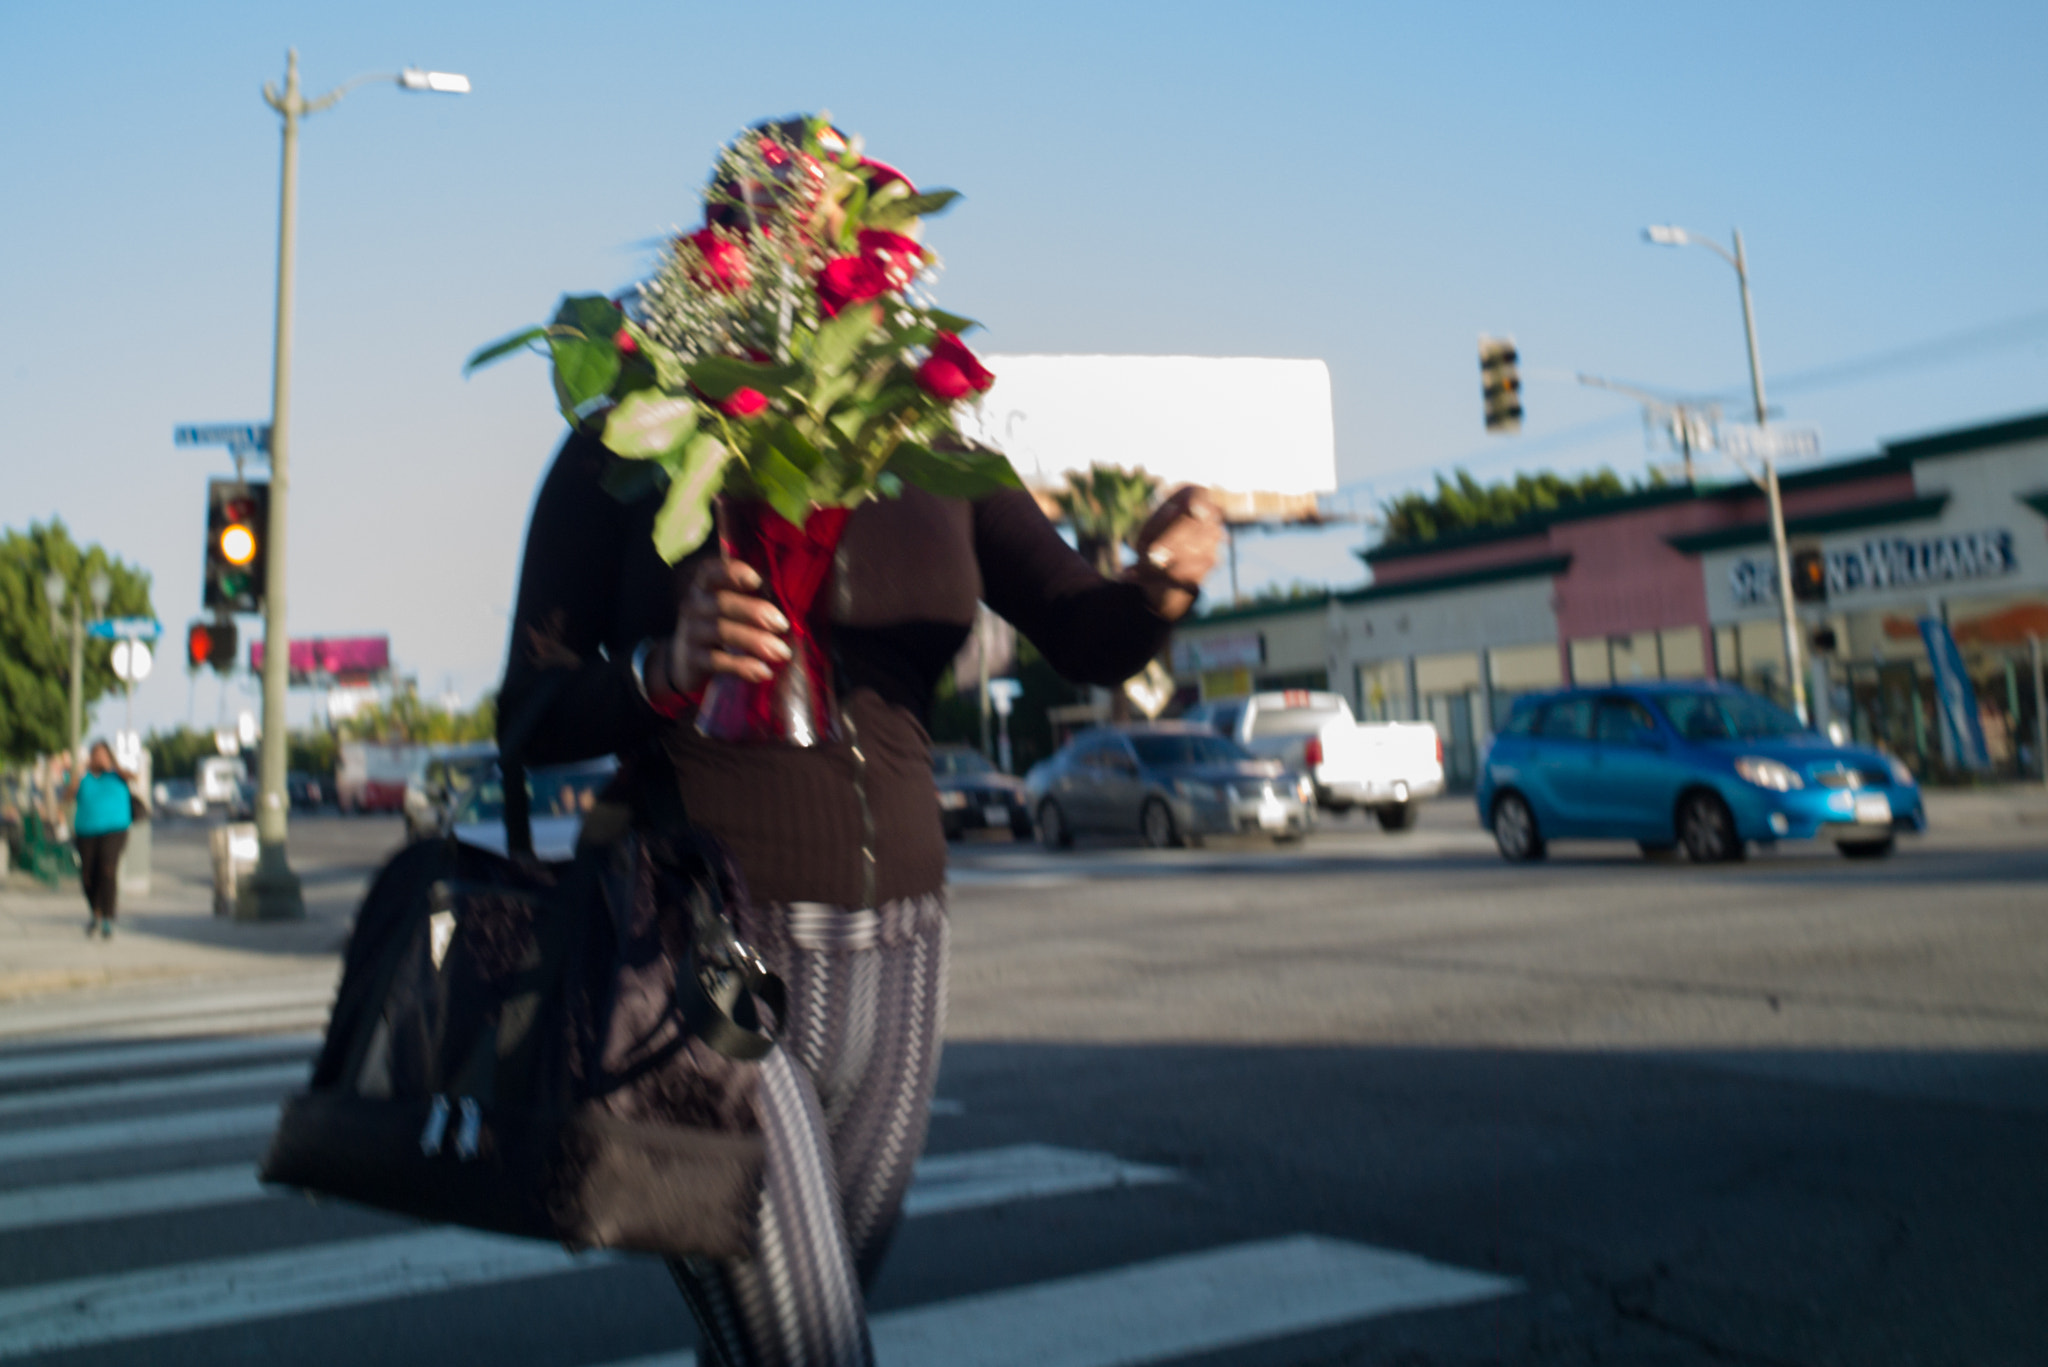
left=655, top=558, right=792, bottom=701
left=1126, top=485, right=1224, bottom=621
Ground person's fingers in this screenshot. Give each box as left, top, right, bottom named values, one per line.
left=713, top=589, right=789, bottom=634
left=686, top=614, right=792, bottom=664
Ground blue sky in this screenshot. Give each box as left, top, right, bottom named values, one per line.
left=4, top=1, right=2045, bottom=736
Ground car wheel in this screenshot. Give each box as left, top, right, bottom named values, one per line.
left=1037, top=800, right=1073, bottom=850
left=1678, top=791, right=1744, bottom=863
left=1491, top=792, right=1545, bottom=862
left=1140, top=798, right=1179, bottom=849
left=1838, top=836, right=1897, bottom=860
left=1638, top=841, right=1681, bottom=862
left=1375, top=802, right=1419, bottom=832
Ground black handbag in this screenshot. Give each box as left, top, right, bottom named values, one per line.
left=260, top=782, right=785, bottom=1257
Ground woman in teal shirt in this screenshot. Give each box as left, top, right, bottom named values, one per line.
left=67, top=741, right=134, bottom=939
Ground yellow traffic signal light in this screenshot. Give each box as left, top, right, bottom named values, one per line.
left=204, top=480, right=268, bottom=613
left=220, top=521, right=257, bottom=567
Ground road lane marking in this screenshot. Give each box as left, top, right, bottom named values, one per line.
left=0, top=1034, right=318, bottom=1089
left=0, top=1143, right=1157, bottom=1236
left=0, top=1146, right=1197, bottom=1353
left=0, top=1104, right=278, bottom=1165
left=0, top=1061, right=310, bottom=1120
left=605, top=1235, right=1521, bottom=1367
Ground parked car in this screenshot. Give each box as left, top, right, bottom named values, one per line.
left=195, top=755, right=248, bottom=809
left=1024, top=723, right=1314, bottom=849
left=1476, top=682, right=1925, bottom=864
left=1184, top=690, right=1444, bottom=830
left=448, top=758, right=618, bottom=862
left=151, top=778, right=208, bottom=819
left=286, top=771, right=328, bottom=810
left=404, top=742, right=498, bottom=842
left=335, top=741, right=425, bottom=815
left=933, top=745, right=1032, bottom=841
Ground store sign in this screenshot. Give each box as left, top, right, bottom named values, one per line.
left=1173, top=630, right=1265, bottom=672
left=1731, top=528, right=2018, bottom=606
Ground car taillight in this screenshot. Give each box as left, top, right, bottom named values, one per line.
left=1304, top=737, right=1323, bottom=768
left=1435, top=733, right=1445, bottom=765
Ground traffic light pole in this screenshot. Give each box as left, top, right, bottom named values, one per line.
left=245, top=52, right=308, bottom=921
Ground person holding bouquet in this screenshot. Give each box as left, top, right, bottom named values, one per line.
left=487, top=118, right=1221, bottom=1367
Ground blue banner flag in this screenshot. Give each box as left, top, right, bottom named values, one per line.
left=1917, top=617, right=1990, bottom=771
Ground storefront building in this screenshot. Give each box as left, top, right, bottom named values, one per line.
left=1170, top=409, right=2048, bottom=787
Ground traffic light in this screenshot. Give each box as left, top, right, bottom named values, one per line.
left=1790, top=548, right=1827, bottom=603
left=204, top=479, right=269, bottom=613
left=185, top=619, right=237, bottom=674
left=1479, top=336, right=1523, bottom=434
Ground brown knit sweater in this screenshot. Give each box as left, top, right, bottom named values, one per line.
left=499, top=431, right=1176, bottom=906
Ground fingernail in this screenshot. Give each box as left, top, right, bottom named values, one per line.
left=767, top=638, right=793, bottom=661
left=764, top=607, right=790, bottom=632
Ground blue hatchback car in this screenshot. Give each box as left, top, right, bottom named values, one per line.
left=1476, top=682, right=1925, bottom=863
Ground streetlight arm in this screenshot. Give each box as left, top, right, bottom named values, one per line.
left=1646, top=224, right=1740, bottom=273
left=265, top=68, right=468, bottom=117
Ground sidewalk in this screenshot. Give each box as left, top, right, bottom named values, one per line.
left=0, top=819, right=369, bottom=1006
left=1921, top=782, right=2048, bottom=829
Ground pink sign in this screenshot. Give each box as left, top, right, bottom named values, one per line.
left=249, top=635, right=391, bottom=685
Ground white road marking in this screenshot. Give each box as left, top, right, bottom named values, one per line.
left=0, top=1061, right=310, bottom=1120
left=0, top=1033, right=318, bottom=1089
left=0, top=1142, right=1166, bottom=1236
left=904, top=1144, right=1174, bottom=1217
left=605, top=1235, right=1520, bottom=1367
left=0, top=1104, right=278, bottom=1165
left=0, top=982, right=335, bottom=1044
left=0, top=1165, right=263, bottom=1234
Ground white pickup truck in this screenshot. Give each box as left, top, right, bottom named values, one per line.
left=1185, top=690, right=1445, bottom=830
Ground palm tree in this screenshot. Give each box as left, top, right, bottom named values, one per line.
left=1052, top=465, right=1160, bottom=719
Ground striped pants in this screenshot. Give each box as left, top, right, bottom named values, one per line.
left=668, top=893, right=949, bottom=1367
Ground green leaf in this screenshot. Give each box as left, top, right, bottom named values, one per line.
left=744, top=445, right=816, bottom=529
left=465, top=326, right=548, bottom=373
left=885, top=443, right=1023, bottom=499
left=899, top=189, right=961, bottom=217
left=600, top=457, right=668, bottom=504
left=549, top=333, right=621, bottom=415
left=602, top=391, right=702, bottom=459
left=766, top=420, right=823, bottom=476
left=810, top=303, right=877, bottom=377
left=554, top=293, right=625, bottom=337
left=651, top=433, right=733, bottom=564
left=685, top=355, right=805, bottom=401
left=923, top=309, right=981, bottom=337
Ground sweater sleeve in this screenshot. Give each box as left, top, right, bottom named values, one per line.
left=971, top=488, right=1176, bottom=686
left=497, top=433, right=667, bottom=767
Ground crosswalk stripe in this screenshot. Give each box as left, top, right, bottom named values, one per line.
left=0, top=1145, right=1195, bottom=1355
left=0, top=1033, right=318, bottom=1089
left=0, top=1165, right=263, bottom=1234
left=0, top=1061, right=310, bottom=1121
left=0, top=1103, right=278, bottom=1165
left=0, top=1227, right=597, bottom=1357
left=603, top=1235, right=1520, bottom=1367
left=0, top=1143, right=1166, bottom=1236
left=0, top=983, right=334, bottom=1045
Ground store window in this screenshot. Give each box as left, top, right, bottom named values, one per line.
left=1355, top=661, right=1409, bottom=722
left=1659, top=626, right=1707, bottom=679
left=1488, top=643, right=1565, bottom=729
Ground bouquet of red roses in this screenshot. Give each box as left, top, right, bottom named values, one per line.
left=468, top=115, right=1018, bottom=562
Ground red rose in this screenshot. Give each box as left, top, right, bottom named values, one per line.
left=719, top=387, right=769, bottom=418
left=916, top=356, right=972, bottom=402
left=929, top=332, right=994, bottom=393
left=860, top=159, right=914, bottom=195
left=817, top=255, right=890, bottom=316
left=614, top=328, right=639, bottom=355
left=684, top=228, right=752, bottom=294
left=857, top=228, right=926, bottom=290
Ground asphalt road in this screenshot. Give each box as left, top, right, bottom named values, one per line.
left=1, top=803, right=2043, bottom=1365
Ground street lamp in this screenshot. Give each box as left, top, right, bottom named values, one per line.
left=242, top=50, right=468, bottom=922
left=45, top=570, right=111, bottom=762
left=1643, top=224, right=1808, bottom=724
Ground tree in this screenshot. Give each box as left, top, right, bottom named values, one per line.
left=335, top=683, right=496, bottom=745
left=0, top=521, right=156, bottom=762
left=1053, top=465, right=1161, bottom=579
left=1376, top=468, right=1656, bottom=548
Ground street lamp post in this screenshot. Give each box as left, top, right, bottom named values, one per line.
left=46, top=570, right=111, bottom=762
left=1644, top=224, right=1808, bottom=724
left=241, top=50, right=469, bottom=921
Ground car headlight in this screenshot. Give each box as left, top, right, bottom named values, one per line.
left=1734, top=756, right=1804, bottom=791
left=937, top=791, right=967, bottom=810
left=1296, top=775, right=1314, bottom=804
left=1174, top=779, right=1220, bottom=801
left=1887, top=756, right=1916, bottom=787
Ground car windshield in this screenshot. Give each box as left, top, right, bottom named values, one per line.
left=454, top=766, right=612, bottom=825
left=1656, top=690, right=1807, bottom=741
left=1247, top=703, right=1342, bottom=738
left=932, top=749, right=994, bottom=777
left=1130, top=734, right=1251, bottom=768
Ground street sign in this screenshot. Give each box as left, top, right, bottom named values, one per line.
left=174, top=423, right=272, bottom=455
left=111, top=641, right=154, bottom=684
left=87, top=617, right=163, bottom=641
left=1718, top=425, right=1820, bottom=461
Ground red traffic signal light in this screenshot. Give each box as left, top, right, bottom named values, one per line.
left=186, top=619, right=237, bottom=674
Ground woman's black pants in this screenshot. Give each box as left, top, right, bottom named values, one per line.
left=76, top=830, right=128, bottom=920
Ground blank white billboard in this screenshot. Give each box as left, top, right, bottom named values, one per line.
left=961, top=355, right=1337, bottom=498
